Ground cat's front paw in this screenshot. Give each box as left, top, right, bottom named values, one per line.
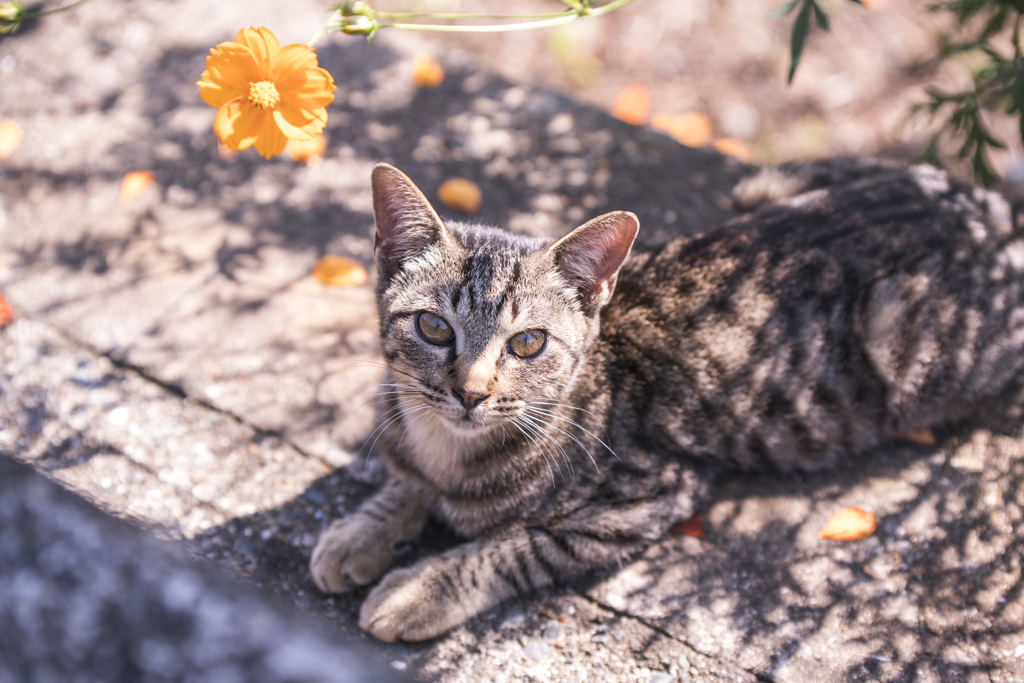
left=359, top=560, right=476, bottom=642
left=310, top=516, right=395, bottom=594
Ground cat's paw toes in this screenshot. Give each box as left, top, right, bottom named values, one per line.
left=310, top=518, right=393, bottom=594
left=359, top=564, right=458, bottom=642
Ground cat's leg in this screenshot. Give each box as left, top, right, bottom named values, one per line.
left=359, top=474, right=704, bottom=642
left=310, top=476, right=430, bottom=594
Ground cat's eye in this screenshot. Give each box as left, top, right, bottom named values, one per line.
left=509, top=330, right=546, bottom=358
left=418, top=311, right=455, bottom=345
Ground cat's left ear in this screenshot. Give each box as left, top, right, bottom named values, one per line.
left=549, top=211, right=638, bottom=314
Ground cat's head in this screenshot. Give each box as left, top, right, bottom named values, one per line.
left=370, top=164, right=637, bottom=437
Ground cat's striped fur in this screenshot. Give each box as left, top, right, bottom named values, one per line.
left=311, top=160, right=1024, bottom=642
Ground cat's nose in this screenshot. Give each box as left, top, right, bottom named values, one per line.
left=454, top=388, right=489, bottom=410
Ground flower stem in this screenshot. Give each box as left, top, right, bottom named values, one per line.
left=309, top=7, right=343, bottom=47
left=378, top=0, right=636, bottom=34
left=374, top=11, right=572, bottom=20
left=380, top=15, right=580, bottom=32
left=588, top=0, right=636, bottom=17
left=23, top=0, right=90, bottom=19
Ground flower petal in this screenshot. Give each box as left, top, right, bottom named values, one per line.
left=213, top=98, right=262, bottom=151
left=271, top=44, right=318, bottom=81
left=273, top=109, right=319, bottom=141
left=274, top=97, right=320, bottom=124
left=198, top=42, right=261, bottom=108
left=253, top=111, right=289, bottom=159
left=277, top=68, right=336, bottom=108
left=234, top=26, right=279, bottom=76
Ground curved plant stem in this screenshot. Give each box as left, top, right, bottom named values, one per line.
left=374, top=11, right=571, bottom=20
left=376, top=0, right=636, bottom=34
left=380, top=15, right=584, bottom=33
left=308, top=7, right=343, bottom=47
left=24, top=0, right=91, bottom=18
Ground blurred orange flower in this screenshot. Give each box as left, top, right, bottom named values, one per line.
left=712, top=137, right=752, bottom=163
left=611, top=83, right=650, bottom=126
left=412, top=54, right=444, bottom=88
left=652, top=112, right=712, bottom=148
left=0, top=119, right=22, bottom=160
left=118, top=170, right=155, bottom=205
left=286, top=133, right=326, bottom=164
left=197, top=26, right=336, bottom=159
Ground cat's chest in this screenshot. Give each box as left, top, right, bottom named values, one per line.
left=396, top=409, right=488, bottom=489
left=390, top=407, right=551, bottom=535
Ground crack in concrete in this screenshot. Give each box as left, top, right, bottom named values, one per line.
left=578, top=590, right=774, bottom=683
left=48, top=320, right=337, bottom=472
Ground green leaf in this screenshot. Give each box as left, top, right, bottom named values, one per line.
left=787, top=0, right=813, bottom=84
left=979, top=6, right=1010, bottom=41
left=921, top=134, right=942, bottom=167
left=972, top=148, right=999, bottom=187
left=1013, top=60, right=1024, bottom=146
left=812, top=0, right=830, bottom=31
left=770, top=0, right=803, bottom=20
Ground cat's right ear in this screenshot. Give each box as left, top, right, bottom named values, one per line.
left=549, top=211, right=639, bottom=315
left=371, top=164, right=448, bottom=280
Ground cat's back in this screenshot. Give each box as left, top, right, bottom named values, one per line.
left=612, top=164, right=1017, bottom=323
left=598, top=164, right=1024, bottom=470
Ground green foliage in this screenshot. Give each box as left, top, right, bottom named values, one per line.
left=778, top=0, right=1024, bottom=185
left=910, top=1, right=1024, bottom=184
left=914, top=87, right=1007, bottom=185
left=772, top=0, right=850, bottom=84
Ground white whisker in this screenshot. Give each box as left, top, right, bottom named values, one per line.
left=516, top=416, right=566, bottom=484
left=522, top=408, right=600, bottom=472
left=362, top=404, right=431, bottom=462
left=511, top=418, right=556, bottom=487
left=520, top=412, right=577, bottom=479
left=525, top=405, right=619, bottom=461
left=530, top=400, right=599, bottom=419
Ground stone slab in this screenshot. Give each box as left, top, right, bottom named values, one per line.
left=0, top=318, right=329, bottom=537
left=0, top=455, right=402, bottom=683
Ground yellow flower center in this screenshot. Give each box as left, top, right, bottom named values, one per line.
left=248, top=80, right=280, bottom=109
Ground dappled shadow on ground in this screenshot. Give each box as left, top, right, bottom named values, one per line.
left=187, top=409, right=1024, bottom=682
left=579, top=412, right=1024, bottom=682
left=2, top=33, right=745, bottom=467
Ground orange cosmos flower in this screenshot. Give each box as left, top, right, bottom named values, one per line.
left=197, top=26, right=336, bottom=159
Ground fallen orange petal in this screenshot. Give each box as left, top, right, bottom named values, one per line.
left=437, top=178, right=482, bottom=215
left=712, top=138, right=752, bottom=163
left=611, top=83, right=650, bottom=126
left=118, top=171, right=155, bottom=205
left=0, top=119, right=22, bottom=160
left=312, top=255, right=369, bottom=287
left=286, top=134, right=327, bottom=164
left=896, top=429, right=937, bottom=446
left=820, top=507, right=876, bottom=541
left=670, top=514, right=706, bottom=539
left=413, top=54, right=445, bottom=88
left=0, top=292, right=13, bottom=327
left=651, top=112, right=713, bottom=148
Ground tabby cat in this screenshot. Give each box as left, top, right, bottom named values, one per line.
left=310, top=160, right=1024, bottom=642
